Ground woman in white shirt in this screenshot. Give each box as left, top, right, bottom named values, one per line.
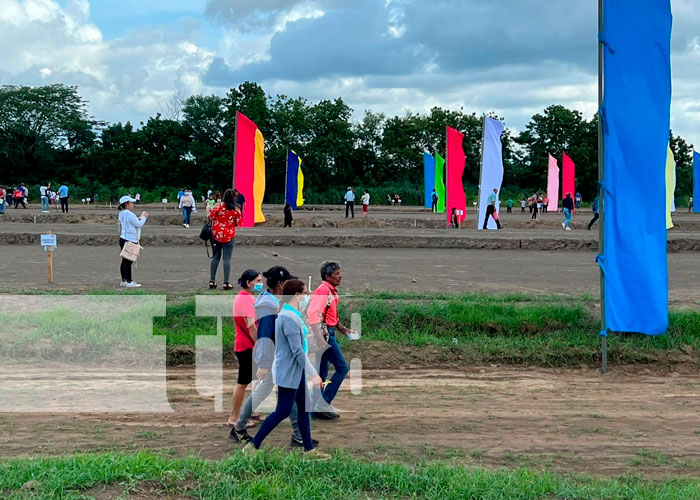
left=118, top=195, right=148, bottom=287
left=178, top=189, right=195, bottom=228
left=361, top=190, right=370, bottom=218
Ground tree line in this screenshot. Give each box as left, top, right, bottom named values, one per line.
left=0, top=82, right=694, bottom=205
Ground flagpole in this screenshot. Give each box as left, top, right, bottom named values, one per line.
left=477, top=114, right=487, bottom=230
left=232, top=111, right=239, bottom=189
left=598, top=0, right=608, bottom=374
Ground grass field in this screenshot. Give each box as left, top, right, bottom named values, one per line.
left=2, top=450, right=700, bottom=500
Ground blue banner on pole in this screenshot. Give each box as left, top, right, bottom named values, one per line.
left=599, top=0, right=671, bottom=335
left=694, top=151, right=700, bottom=214
left=286, top=150, right=300, bottom=209
left=424, top=152, right=435, bottom=209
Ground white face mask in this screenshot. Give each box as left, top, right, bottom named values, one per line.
left=298, top=294, right=310, bottom=309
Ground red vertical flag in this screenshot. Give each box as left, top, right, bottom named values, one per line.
left=446, top=126, right=467, bottom=227
left=233, top=111, right=266, bottom=228
left=562, top=152, right=576, bottom=203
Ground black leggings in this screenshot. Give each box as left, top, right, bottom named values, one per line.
left=119, top=238, right=133, bottom=282
left=60, top=197, right=69, bottom=212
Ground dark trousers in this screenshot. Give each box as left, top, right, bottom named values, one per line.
left=483, top=205, right=502, bottom=229
left=432, top=201, right=438, bottom=212
left=506, top=207, right=512, bottom=213
left=60, top=197, right=69, bottom=213
left=521, top=207, right=525, bottom=213
left=345, top=201, right=354, bottom=218
left=588, top=213, right=600, bottom=230
left=210, top=239, right=234, bottom=282
left=251, top=371, right=313, bottom=451
left=316, top=330, right=349, bottom=405
left=119, top=238, right=133, bottom=282
left=284, top=216, right=293, bottom=227
left=531, top=206, right=538, bottom=219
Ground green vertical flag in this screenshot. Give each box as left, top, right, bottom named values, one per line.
left=435, top=152, right=446, bottom=212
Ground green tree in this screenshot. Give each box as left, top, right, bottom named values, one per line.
left=669, top=130, right=693, bottom=203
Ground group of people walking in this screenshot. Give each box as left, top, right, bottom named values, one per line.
left=0, top=183, right=70, bottom=214
left=227, top=261, right=353, bottom=457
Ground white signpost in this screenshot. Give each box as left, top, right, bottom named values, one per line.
left=41, top=232, right=57, bottom=283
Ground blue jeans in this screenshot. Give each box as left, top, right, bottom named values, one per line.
left=316, top=329, right=349, bottom=405
left=41, top=196, right=49, bottom=211
left=251, top=371, right=313, bottom=451
left=236, top=371, right=302, bottom=440
left=0, top=200, right=4, bottom=214
left=181, top=206, right=192, bottom=224
left=563, top=208, right=572, bottom=227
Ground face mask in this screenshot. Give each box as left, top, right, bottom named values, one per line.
left=253, top=283, right=264, bottom=293
left=299, top=294, right=310, bottom=309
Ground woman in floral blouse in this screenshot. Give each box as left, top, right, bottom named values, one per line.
left=208, top=189, right=242, bottom=289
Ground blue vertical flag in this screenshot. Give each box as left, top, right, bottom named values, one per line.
left=694, top=151, right=700, bottom=213
left=285, top=150, right=304, bottom=209
left=598, top=0, right=671, bottom=335
left=424, top=152, right=436, bottom=208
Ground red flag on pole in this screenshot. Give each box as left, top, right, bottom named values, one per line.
left=446, top=126, right=467, bottom=228
left=562, top=152, right=576, bottom=204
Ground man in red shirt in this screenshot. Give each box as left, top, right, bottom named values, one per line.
left=307, top=261, right=351, bottom=420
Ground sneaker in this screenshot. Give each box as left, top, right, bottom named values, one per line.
left=311, top=411, right=339, bottom=420
left=183, top=223, right=187, bottom=228
left=290, top=436, right=319, bottom=448
left=120, top=281, right=127, bottom=287
left=241, top=443, right=258, bottom=455
left=561, top=222, right=566, bottom=229
left=229, top=427, right=253, bottom=443
left=125, top=282, right=142, bottom=288
left=304, top=448, right=331, bottom=460
left=185, top=224, right=190, bottom=228
left=565, top=227, right=571, bottom=231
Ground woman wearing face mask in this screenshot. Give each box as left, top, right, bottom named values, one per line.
left=228, top=269, right=264, bottom=427
left=245, top=279, right=327, bottom=457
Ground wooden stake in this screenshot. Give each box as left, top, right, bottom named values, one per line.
left=47, top=230, right=53, bottom=284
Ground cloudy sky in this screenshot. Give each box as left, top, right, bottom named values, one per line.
left=1, top=0, right=699, bottom=140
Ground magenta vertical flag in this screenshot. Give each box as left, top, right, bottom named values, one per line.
left=547, top=154, right=560, bottom=212
left=446, top=126, right=466, bottom=227
left=562, top=152, right=575, bottom=202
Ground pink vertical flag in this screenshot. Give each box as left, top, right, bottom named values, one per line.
left=562, top=152, right=576, bottom=203
left=547, top=154, right=560, bottom=212
left=446, top=126, right=467, bottom=227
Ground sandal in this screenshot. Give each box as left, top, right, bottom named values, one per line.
left=222, top=282, right=233, bottom=290
left=209, top=281, right=216, bottom=289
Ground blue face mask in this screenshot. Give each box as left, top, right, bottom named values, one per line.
left=299, top=294, right=310, bottom=309
left=253, top=283, right=264, bottom=293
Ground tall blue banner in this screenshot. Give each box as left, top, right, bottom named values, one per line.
left=424, top=152, right=435, bottom=209
left=285, top=150, right=300, bottom=209
left=599, top=0, right=671, bottom=335
left=694, top=151, right=700, bottom=213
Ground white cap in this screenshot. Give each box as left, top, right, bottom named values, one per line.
left=119, top=195, right=136, bottom=205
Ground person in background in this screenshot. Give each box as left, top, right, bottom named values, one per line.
left=235, top=190, right=246, bottom=214
left=394, top=194, right=402, bottom=206
left=536, top=194, right=543, bottom=215
left=431, top=189, right=438, bottom=212
left=482, top=188, right=502, bottom=230
left=179, top=188, right=195, bottom=228
left=135, top=193, right=141, bottom=205
left=386, top=194, right=392, bottom=206
left=58, top=182, right=69, bottom=212
left=215, top=190, right=222, bottom=202
left=205, top=193, right=216, bottom=214
left=39, top=182, right=50, bottom=213
left=117, top=195, right=148, bottom=287
left=308, top=261, right=352, bottom=420
left=506, top=198, right=513, bottom=214
left=245, top=279, right=326, bottom=456
left=228, top=269, right=263, bottom=428
left=208, top=189, right=242, bottom=289
left=521, top=198, right=527, bottom=213
left=562, top=192, right=574, bottom=230
left=575, top=192, right=582, bottom=209
left=543, top=196, right=549, bottom=214
left=283, top=204, right=293, bottom=227
left=450, top=207, right=459, bottom=228
left=176, top=188, right=184, bottom=204
left=530, top=197, right=538, bottom=220
left=688, top=196, right=693, bottom=213
left=361, top=190, right=370, bottom=218
left=14, top=186, right=26, bottom=208
left=344, top=187, right=355, bottom=218
left=207, top=189, right=213, bottom=199
left=0, top=186, right=6, bottom=215
left=587, top=196, right=600, bottom=230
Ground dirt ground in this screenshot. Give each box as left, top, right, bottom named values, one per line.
left=2, top=366, right=700, bottom=478
left=1, top=244, right=700, bottom=306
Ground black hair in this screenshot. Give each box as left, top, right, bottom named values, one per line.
left=320, top=261, right=341, bottom=280
left=223, top=189, right=237, bottom=210
left=238, top=269, right=260, bottom=289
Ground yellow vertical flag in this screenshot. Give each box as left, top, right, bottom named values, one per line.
left=253, top=129, right=266, bottom=223
left=666, top=144, right=675, bottom=229
left=296, top=162, right=304, bottom=207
